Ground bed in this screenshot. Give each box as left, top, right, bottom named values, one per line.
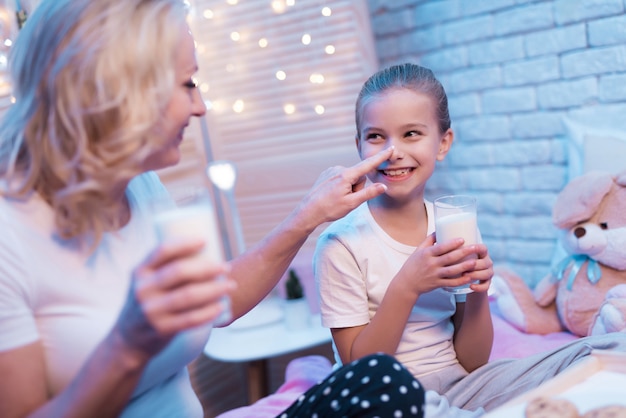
left=216, top=290, right=578, bottom=418
left=216, top=116, right=626, bottom=417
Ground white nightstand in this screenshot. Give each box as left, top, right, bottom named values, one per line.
left=204, top=297, right=332, bottom=403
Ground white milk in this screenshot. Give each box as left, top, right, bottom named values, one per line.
left=154, top=205, right=224, bottom=262
left=154, top=202, right=232, bottom=325
left=435, top=211, right=478, bottom=294
left=435, top=211, right=477, bottom=246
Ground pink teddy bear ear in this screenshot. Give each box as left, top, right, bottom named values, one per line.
left=552, top=170, right=614, bottom=229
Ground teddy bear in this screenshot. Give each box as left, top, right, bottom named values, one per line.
left=493, top=169, right=626, bottom=337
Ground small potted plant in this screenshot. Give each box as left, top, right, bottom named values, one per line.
left=286, top=269, right=304, bottom=300
left=283, top=268, right=311, bottom=330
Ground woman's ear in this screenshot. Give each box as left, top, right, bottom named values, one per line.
left=355, top=135, right=362, bottom=157
left=436, top=129, right=454, bottom=161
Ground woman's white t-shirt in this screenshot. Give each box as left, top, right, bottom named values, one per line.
left=0, top=172, right=211, bottom=417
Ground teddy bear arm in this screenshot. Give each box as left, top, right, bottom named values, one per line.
left=532, top=274, right=558, bottom=307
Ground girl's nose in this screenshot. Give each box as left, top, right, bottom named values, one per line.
left=387, top=143, right=404, bottom=161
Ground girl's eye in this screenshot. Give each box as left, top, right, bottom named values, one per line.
left=600, top=222, right=608, bottom=229
left=366, top=133, right=384, bottom=142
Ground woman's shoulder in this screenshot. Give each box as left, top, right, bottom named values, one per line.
left=126, top=172, right=171, bottom=212
left=128, top=172, right=169, bottom=198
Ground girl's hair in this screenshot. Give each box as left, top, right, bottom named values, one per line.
left=355, top=62, right=451, bottom=137
left=0, top=0, right=188, bottom=246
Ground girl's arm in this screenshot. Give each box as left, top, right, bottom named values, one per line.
left=332, top=270, right=424, bottom=362
left=452, top=245, right=494, bottom=372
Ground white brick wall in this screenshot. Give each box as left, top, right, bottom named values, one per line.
left=367, top=0, right=626, bottom=286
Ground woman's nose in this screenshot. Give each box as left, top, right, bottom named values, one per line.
left=192, top=89, right=207, bottom=117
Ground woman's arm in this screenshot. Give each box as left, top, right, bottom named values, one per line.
left=225, top=147, right=394, bottom=322
left=0, top=336, right=147, bottom=418
left=0, top=239, right=234, bottom=418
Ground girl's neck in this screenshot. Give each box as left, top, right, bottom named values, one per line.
left=367, top=195, right=428, bottom=246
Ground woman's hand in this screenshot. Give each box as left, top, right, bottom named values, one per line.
left=115, top=239, right=236, bottom=360
left=293, top=147, right=394, bottom=231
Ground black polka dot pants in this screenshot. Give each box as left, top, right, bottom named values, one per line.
left=275, top=353, right=425, bottom=418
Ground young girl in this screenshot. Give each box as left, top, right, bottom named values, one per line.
left=314, top=62, right=626, bottom=413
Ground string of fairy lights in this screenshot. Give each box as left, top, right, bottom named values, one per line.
left=0, top=0, right=339, bottom=119
left=185, top=0, right=336, bottom=118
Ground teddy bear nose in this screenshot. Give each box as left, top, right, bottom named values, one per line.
left=574, top=227, right=586, bottom=238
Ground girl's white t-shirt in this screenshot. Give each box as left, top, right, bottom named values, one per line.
left=314, top=201, right=465, bottom=379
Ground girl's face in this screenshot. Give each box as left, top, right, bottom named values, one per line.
left=356, top=88, right=453, bottom=203
left=142, top=25, right=206, bottom=172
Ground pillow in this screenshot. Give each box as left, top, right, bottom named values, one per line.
left=563, top=117, right=626, bottom=181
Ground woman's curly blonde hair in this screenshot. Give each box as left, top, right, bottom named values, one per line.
left=0, top=0, right=188, bottom=248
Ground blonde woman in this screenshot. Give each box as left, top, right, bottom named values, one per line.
left=0, top=1, right=426, bottom=417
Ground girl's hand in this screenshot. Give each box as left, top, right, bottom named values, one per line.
left=467, top=243, right=493, bottom=293
left=396, top=233, right=479, bottom=297
left=114, top=239, right=236, bottom=360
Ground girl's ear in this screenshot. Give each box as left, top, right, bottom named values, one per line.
left=436, top=129, right=454, bottom=161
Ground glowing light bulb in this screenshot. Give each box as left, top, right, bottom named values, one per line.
left=309, top=73, right=324, bottom=84
left=315, top=105, right=325, bottom=115
left=272, top=0, right=286, bottom=14
left=325, top=45, right=335, bottom=54
left=276, top=70, right=287, bottom=80
left=203, top=9, right=214, bottom=19
left=230, top=32, right=241, bottom=41
left=207, top=161, right=237, bottom=191
left=283, top=104, right=296, bottom=114
left=301, top=33, right=311, bottom=45
left=200, top=83, right=210, bottom=93
left=286, top=0, right=295, bottom=5
left=321, top=7, right=332, bottom=17
left=258, top=38, right=268, bottom=48
left=233, top=99, right=245, bottom=113
left=211, top=100, right=224, bottom=113
left=227, top=0, right=238, bottom=5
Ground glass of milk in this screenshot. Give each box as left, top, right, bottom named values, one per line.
left=152, top=186, right=232, bottom=326
left=433, top=195, right=479, bottom=294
